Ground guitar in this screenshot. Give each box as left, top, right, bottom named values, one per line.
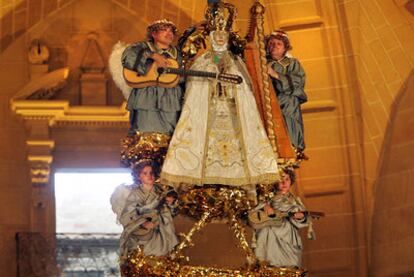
left=135, top=189, right=178, bottom=239
left=134, top=210, right=159, bottom=240
left=123, top=58, right=243, bottom=88
left=248, top=209, right=325, bottom=230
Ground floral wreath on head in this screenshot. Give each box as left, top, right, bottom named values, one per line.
left=265, top=29, right=293, bottom=55
left=146, top=19, right=178, bottom=42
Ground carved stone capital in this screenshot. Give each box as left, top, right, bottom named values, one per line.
left=27, top=155, right=53, bottom=186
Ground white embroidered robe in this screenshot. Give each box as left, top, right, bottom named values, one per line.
left=161, top=51, right=279, bottom=187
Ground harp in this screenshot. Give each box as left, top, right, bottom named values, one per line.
left=244, top=1, right=296, bottom=161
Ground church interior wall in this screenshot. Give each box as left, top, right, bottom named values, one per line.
left=370, top=72, right=414, bottom=277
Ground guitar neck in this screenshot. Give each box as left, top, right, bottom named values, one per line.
left=159, top=67, right=243, bottom=84
left=164, top=67, right=217, bottom=79
left=285, top=211, right=325, bottom=219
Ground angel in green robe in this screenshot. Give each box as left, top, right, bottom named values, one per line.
left=121, top=19, right=184, bottom=136
left=266, top=30, right=308, bottom=159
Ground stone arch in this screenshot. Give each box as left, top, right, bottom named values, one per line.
left=370, top=70, right=414, bottom=276
left=0, top=0, right=199, bottom=54
left=4, top=0, right=201, bottom=106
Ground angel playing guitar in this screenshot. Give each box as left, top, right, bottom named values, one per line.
left=110, top=160, right=178, bottom=257
left=253, top=168, right=323, bottom=268
left=116, top=19, right=185, bottom=136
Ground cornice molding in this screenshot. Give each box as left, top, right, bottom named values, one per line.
left=278, top=15, right=323, bottom=31
left=11, top=100, right=129, bottom=127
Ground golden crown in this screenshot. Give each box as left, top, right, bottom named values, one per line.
left=204, top=2, right=237, bottom=32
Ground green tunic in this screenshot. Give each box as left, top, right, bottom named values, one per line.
left=268, top=56, right=307, bottom=151
left=121, top=41, right=184, bottom=135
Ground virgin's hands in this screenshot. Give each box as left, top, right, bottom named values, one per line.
left=142, top=221, right=158, bottom=229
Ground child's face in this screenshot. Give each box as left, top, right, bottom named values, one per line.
left=139, top=166, right=155, bottom=186
left=152, top=26, right=174, bottom=47
left=268, top=37, right=286, bottom=60
left=278, top=173, right=292, bottom=194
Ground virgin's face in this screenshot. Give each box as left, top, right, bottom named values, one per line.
left=139, top=166, right=155, bottom=186
left=267, top=37, right=286, bottom=60
left=278, top=173, right=292, bottom=194
left=212, top=30, right=229, bottom=46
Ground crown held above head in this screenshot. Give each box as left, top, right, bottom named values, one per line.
left=204, top=2, right=237, bottom=33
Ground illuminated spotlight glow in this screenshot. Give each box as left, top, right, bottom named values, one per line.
left=55, top=169, right=133, bottom=233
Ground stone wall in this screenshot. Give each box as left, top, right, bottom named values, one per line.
left=370, top=72, right=414, bottom=277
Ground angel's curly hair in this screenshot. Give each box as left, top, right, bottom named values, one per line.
left=131, top=160, right=158, bottom=184
left=281, top=168, right=296, bottom=185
